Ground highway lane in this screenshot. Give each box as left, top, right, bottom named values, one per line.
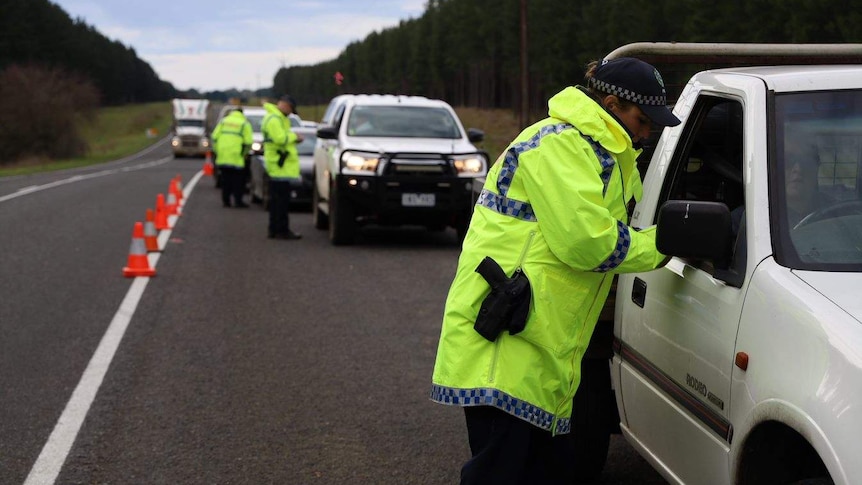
left=0, top=140, right=202, bottom=483
left=1, top=141, right=665, bottom=484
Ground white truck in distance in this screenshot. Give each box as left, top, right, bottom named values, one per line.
left=171, top=98, right=210, bottom=158
left=591, top=43, right=862, bottom=485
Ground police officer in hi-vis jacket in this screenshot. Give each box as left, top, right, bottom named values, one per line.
left=431, top=57, right=681, bottom=484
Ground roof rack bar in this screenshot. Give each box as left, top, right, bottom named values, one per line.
left=605, top=42, right=862, bottom=63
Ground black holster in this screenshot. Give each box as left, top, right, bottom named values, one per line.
left=473, top=256, right=531, bottom=342
left=277, top=150, right=287, bottom=168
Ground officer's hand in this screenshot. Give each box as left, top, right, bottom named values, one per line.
left=295, top=135, right=305, bottom=143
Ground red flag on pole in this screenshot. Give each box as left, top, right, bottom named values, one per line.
left=334, top=71, right=344, bottom=85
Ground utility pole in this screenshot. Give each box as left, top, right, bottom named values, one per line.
left=519, top=0, right=529, bottom=128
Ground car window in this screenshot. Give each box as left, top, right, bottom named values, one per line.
left=774, top=89, right=862, bottom=270
left=660, top=96, right=745, bottom=278
left=321, top=97, right=347, bottom=125
left=346, top=106, right=461, bottom=138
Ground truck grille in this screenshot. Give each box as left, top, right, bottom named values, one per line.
left=381, top=153, right=454, bottom=176
left=180, top=136, right=201, bottom=148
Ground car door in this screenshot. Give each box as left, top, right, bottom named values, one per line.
left=314, top=100, right=347, bottom=203
left=616, top=94, right=749, bottom=484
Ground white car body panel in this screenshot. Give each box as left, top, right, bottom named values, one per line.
left=612, top=65, right=862, bottom=484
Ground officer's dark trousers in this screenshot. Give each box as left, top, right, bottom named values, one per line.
left=220, top=166, right=245, bottom=207
left=460, top=406, right=576, bottom=485
left=268, top=179, right=292, bottom=236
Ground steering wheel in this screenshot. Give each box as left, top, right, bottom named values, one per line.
left=794, top=199, right=862, bottom=229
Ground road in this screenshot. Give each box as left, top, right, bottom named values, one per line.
left=0, top=139, right=666, bottom=484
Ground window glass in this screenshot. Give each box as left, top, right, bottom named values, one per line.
left=245, top=114, right=264, bottom=132
left=774, top=89, right=862, bottom=270
left=346, top=106, right=461, bottom=138
left=177, top=119, right=204, bottom=128
left=660, top=96, right=745, bottom=276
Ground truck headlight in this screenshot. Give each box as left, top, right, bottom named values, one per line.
left=251, top=141, right=262, bottom=153
left=341, top=151, right=379, bottom=174
left=201, top=139, right=210, bottom=148
left=453, top=153, right=488, bottom=177
left=171, top=136, right=180, bottom=147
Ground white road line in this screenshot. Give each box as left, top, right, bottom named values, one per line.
left=24, top=170, right=205, bottom=485
left=0, top=157, right=174, bottom=203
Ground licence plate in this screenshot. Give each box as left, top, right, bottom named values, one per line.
left=402, top=193, right=436, bottom=207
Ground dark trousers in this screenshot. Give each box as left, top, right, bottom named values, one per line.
left=220, top=166, right=245, bottom=206
left=460, top=406, right=576, bottom=485
left=268, top=179, right=292, bottom=235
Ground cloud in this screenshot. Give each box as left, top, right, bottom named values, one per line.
left=149, top=48, right=342, bottom=91
left=51, top=0, right=427, bottom=91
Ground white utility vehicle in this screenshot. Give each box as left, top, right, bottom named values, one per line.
left=171, top=98, right=210, bottom=157
left=312, top=94, right=488, bottom=245
left=595, top=43, right=862, bottom=485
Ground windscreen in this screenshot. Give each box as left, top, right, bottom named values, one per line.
left=177, top=119, right=204, bottom=128
left=246, top=114, right=264, bottom=132
left=346, top=106, right=461, bottom=139
left=774, top=89, right=862, bottom=271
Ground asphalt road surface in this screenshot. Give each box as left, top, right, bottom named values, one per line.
left=0, top=139, right=666, bottom=484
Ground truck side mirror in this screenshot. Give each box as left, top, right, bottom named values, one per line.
left=317, top=125, right=338, bottom=140
left=467, top=128, right=485, bottom=143
left=656, top=200, right=731, bottom=261
left=316, top=125, right=338, bottom=140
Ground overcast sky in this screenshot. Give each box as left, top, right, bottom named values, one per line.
left=50, top=0, right=426, bottom=92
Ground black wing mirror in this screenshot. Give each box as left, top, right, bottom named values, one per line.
left=467, top=128, right=485, bottom=143
left=656, top=200, right=731, bottom=261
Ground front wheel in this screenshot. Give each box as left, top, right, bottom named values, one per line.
left=313, top=175, right=329, bottom=230
left=328, top=181, right=355, bottom=245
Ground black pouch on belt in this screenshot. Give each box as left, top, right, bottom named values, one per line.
left=277, top=150, right=287, bottom=168
left=473, top=256, right=532, bottom=342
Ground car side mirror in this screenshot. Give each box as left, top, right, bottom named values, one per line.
left=467, top=128, right=485, bottom=143
left=316, top=125, right=338, bottom=140
left=656, top=200, right=731, bottom=261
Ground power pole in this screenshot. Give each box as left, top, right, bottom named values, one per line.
left=519, top=0, right=529, bottom=128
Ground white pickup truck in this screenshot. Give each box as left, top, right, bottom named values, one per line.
left=579, top=43, right=862, bottom=485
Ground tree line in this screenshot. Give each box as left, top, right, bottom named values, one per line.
left=274, top=0, right=862, bottom=117
left=0, top=0, right=176, bottom=106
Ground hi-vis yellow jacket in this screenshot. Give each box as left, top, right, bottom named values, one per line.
left=261, top=102, right=299, bottom=179
left=211, top=110, right=252, bottom=168
left=430, top=86, right=666, bottom=435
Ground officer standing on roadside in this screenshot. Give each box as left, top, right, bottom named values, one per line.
left=431, top=57, right=680, bottom=484
left=261, top=95, right=304, bottom=239
left=211, top=107, right=253, bottom=208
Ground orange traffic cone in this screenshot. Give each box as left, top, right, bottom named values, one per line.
left=155, top=193, right=171, bottom=230
left=143, top=209, right=160, bottom=252
left=203, top=152, right=214, bottom=176
left=166, top=190, right=180, bottom=216
left=172, top=176, right=184, bottom=205
left=123, top=222, right=156, bottom=277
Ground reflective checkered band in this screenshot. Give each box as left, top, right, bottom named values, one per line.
left=589, top=77, right=666, bottom=106
left=477, top=123, right=575, bottom=222
left=476, top=189, right=535, bottom=221
left=592, top=220, right=631, bottom=272
left=430, top=384, right=571, bottom=434
left=582, top=135, right=615, bottom=197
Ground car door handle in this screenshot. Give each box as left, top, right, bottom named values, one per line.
left=632, top=277, right=647, bottom=308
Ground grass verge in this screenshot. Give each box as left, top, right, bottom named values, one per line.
left=0, top=101, right=525, bottom=177
left=0, top=101, right=173, bottom=177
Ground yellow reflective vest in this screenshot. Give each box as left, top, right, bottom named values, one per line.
left=211, top=110, right=252, bottom=168
left=430, top=86, right=667, bottom=435
left=261, top=102, right=299, bottom=179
